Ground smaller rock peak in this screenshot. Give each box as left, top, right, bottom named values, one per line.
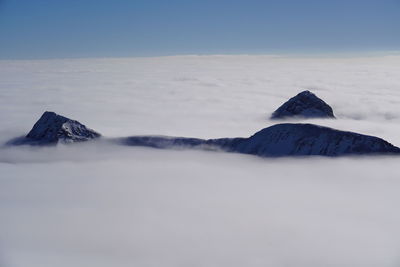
left=22, top=111, right=101, bottom=145
left=271, top=90, right=335, bottom=119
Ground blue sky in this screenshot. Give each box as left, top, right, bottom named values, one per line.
left=0, top=0, right=399, bottom=59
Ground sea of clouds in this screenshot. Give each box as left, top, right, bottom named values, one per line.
left=1, top=55, right=400, bottom=267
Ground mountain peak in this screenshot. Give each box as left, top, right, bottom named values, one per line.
left=21, top=111, right=101, bottom=145
left=271, top=90, right=335, bottom=119
left=229, top=123, right=400, bottom=156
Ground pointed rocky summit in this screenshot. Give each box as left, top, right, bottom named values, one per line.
left=271, top=90, right=335, bottom=119
left=13, top=111, right=101, bottom=145
left=7, top=111, right=400, bottom=157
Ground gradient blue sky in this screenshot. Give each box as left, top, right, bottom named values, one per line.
left=0, top=0, right=399, bottom=59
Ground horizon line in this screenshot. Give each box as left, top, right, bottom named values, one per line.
left=1, top=50, right=400, bottom=61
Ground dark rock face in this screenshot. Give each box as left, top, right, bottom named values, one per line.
left=7, top=111, right=400, bottom=157
left=13, top=111, right=101, bottom=145
left=226, top=124, right=400, bottom=157
left=122, top=136, right=206, bottom=149
left=121, top=124, right=400, bottom=157
left=271, top=90, right=335, bottom=119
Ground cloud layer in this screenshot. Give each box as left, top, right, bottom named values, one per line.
left=1, top=55, right=400, bottom=267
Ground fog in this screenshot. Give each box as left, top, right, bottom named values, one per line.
left=1, top=55, right=400, bottom=267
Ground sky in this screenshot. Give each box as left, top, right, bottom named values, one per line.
left=0, top=0, right=399, bottom=59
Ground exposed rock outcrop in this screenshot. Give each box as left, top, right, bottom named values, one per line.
left=271, top=90, right=335, bottom=119
left=226, top=123, right=400, bottom=156
left=11, top=111, right=101, bottom=145
left=7, top=112, right=400, bottom=157
left=120, top=124, right=400, bottom=157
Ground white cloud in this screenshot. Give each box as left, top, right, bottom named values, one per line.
left=1, top=55, right=400, bottom=267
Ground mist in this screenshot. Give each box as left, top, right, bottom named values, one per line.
left=1, top=55, right=400, bottom=267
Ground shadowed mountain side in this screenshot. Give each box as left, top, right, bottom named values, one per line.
left=6, top=112, right=400, bottom=157
left=271, top=90, right=335, bottom=119
left=8, top=111, right=101, bottom=145
left=118, top=124, right=400, bottom=157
